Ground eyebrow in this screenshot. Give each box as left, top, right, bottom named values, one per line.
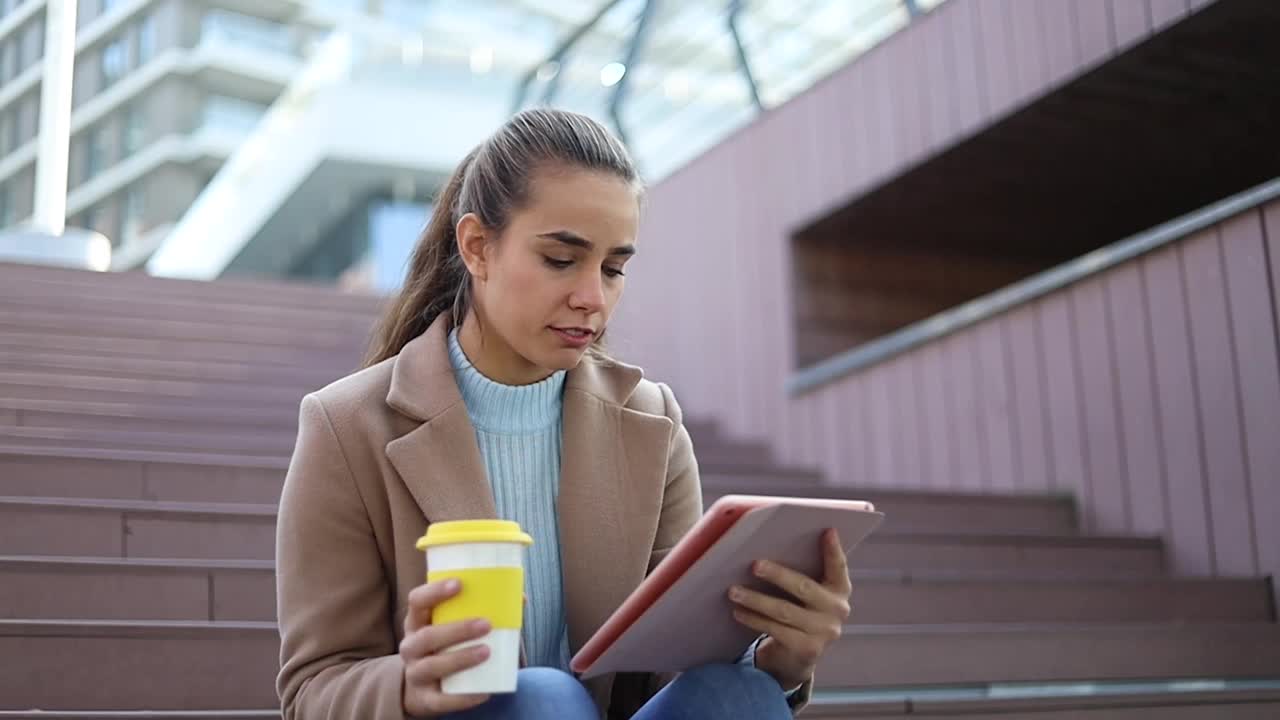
left=538, top=230, right=636, bottom=257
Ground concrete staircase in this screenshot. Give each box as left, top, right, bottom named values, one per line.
left=1, top=262, right=1278, bottom=718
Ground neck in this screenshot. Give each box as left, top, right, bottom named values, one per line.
left=457, top=312, right=554, bottom=386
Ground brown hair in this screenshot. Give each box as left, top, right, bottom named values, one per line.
left=364, top=108, right=640, bottom=367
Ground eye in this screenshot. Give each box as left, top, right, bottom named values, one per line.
left=603, top=266, right=626, bottom=278
left=543, top=256, right=573, bottom=270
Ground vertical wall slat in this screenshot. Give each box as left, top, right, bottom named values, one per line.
left=919, top=341, right=954, bottom=489
left=1105, top=264, right=1169, bottom=537
left=1143, top=247, right=1214, bottom=574
left=1007, top=0, right=1049, bottom=109
left=942, top=333, right=986, bottom=491
left=1110, top=0, right=1153, bottom=51
left=1072, top=281, right=1131, bottom=534
left=892, top=353, right=926, bottom=486
left=974, top=0, right=1018, bottom=120
left=1149, top=0, right=1190, bottom=30
left=867, top=364, right=898, bottom=487
left=893, top=20, right=929, bottom=164
left=919, top=10, right=954, bottom=155
left=1220, top=208, right=1280, bottom=585
left=1182, top=230, right=1255, bottom=575
left=1038, top=0, right=1081, bottom=87
left=1074, top=0, right=1117, bottom=68
left=1038, top=296, right=1090, bottom=508
left=948, top=0, right=990, bottom=135
left=975, top=319, right=1018, bottom=491
left=1005, top=306, right=1051, bottom=491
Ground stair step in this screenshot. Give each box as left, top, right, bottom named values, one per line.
left=0, top=309, right=365, bottom=350
left=821, top=622, right=1280, bottom=688
left=703, top=480, right=1078, bottom=534
left=4, top=619, right=1277, bottom=709
left=0, top=426, right=296, bottom=458
left=0, top=398, right=299, bottom=434
left=0, top=556, right=274, bottom=622
left=0, top=349, right=346, bottom=386
left=0, top=496, right=1164, bottom=572
left=0, top=448, right=1079, bottom=537
left=0, top=371, right=312, bottom=407
left=0, top=619, right=279, bottom=710
left=0, top=713, right=279, bottom=719
left=3, top=556, right=1268, bottom=625
left=0, top=331, right=353, bottom=368
left=805, top=683, right=1280, bottom=718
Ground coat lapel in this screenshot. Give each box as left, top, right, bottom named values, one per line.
left=383, top=316, right=496, bottom=523
left=558, top=358, right=674, bottom=659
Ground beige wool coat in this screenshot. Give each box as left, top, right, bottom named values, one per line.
left=275, top=315, right=813, bottom=718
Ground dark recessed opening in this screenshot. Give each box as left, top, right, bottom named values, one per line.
left=792, top=0, right=1280, bottom=370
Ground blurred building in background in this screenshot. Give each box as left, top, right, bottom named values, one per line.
left=0, top=0, right=942, bottom=288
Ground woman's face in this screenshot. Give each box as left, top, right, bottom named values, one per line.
left=458, top=165, right=639, bottom=384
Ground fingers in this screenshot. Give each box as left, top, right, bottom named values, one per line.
left=822, top=529, right=852, bottom=594
left=404, top=579, right=461, bottom=634
left=730, top=606, right=824, bottom=667
left=728, top=585, right=828, bottom=635
left=399, top=618, right=491, bottom=660
left=405, top=643, right=491, bottom=686
left=752, top=558, right=849, bottom=619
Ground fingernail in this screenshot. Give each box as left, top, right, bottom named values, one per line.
left=472, top=619, right=490, bottom=632
left=754, top=561, right=767, bottom=576
left=728, top=586, right=742, bottom=601
left=447, top=579, right=460, bottom=592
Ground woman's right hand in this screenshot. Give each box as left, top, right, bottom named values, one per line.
left=400, top=579, right=493, bottom=717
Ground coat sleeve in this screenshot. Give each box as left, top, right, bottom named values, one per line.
left=276, top=394, right=405, bottom=720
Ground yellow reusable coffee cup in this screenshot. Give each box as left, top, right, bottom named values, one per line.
left=416, top=520, right=532, bottom=694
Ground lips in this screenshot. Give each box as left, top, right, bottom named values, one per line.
left=550, top=326, right=596, bottom=348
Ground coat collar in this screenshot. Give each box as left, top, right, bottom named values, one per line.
left=385, top=314, right=645, bottom=423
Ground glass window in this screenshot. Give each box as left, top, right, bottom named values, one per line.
left=120, top=184, right=144, bottom=245
left=0, top=183, right=12, bottom=228
left=101, top=38, right=128, bottom=86
left=21, top=18, right=44, bottom=70
left=136, top=13, right=157, bottom=65
left=1, top=40, right=16, bottom=83
left=7, top=105, right=21, bottom=150
left=0, top=112, right=9, bottom=155
left=121, top=103, right=146, bottom=155
left=84, top=126, right=105, bottom=181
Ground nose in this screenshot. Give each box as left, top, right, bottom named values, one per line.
left=568, top=269, right=606, bottom=313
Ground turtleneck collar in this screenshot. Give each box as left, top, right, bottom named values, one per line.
left=447, top=328, right=566, bottom=434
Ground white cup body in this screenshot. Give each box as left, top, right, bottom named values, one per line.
left=425, top=541, right=525, bottom=695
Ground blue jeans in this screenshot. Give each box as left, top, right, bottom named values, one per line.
left=444, top=663, right=792, bottom=719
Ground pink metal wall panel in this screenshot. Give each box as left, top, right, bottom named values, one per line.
left=621, top=1, right=1279, bottom=585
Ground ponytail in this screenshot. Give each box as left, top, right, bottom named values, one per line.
left=363, top=149, right=477, bottom=367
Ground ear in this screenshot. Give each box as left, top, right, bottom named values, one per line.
left=455, top=213, right=490, bottom=282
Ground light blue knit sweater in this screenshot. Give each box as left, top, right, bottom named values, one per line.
left=447, top=329, right=572, bottom=669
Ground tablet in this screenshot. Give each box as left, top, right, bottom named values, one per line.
left=570, top=494, right=883, bottom=678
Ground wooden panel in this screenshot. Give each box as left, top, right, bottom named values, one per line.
left=1004, top=305, right=1051, bottom=492
left=1105, top=264, right=1169, bottom=537
left=1149, top=0, right=1190, bottom=30
left=941, top=332, right=986, bottom=491
left=1038, top=0, right=1081, bottom=87
left=1074, top=0, right=1118, bottom=68
left=1111, top=0, right=1153, bottom=50
left=1038, top=296, right=1090, bottom=507
left=1072, top=280, right=1131, bottom=534
left=1142, top=246, right=1214, bottom=574
left=1182, top=229, right=1255, bottom=575
left=974, top=0, right=1018, bottom=118
left=1218, top=212, right=1279, bottom=577
left=974, top=319, right=1017, bottom=491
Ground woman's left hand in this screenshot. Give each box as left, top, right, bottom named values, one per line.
left=728, top=528, right=852, bottom=691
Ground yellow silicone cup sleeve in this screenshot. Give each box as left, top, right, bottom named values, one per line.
left=427, top=567, right=524, bottom=630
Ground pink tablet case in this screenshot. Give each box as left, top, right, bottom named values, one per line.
left=571, top=495, right=884, bottom=678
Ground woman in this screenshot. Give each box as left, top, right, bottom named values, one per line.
left=276, top=109, right=853, bottom=719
